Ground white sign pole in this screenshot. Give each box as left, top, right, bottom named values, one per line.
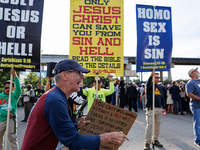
left=152, top=6, right=156, bottom=149
left=4, top=73, right=13, bottom=150
left=96, top=73, right=99, bottom=99
left=152, top=71, right=155, bottom=150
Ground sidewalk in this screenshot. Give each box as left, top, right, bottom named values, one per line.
left=17, top=106, right=27, bottom=149
left=4, top=106, right=197, bottom=150
left=4, top=106, right=27, bottom=149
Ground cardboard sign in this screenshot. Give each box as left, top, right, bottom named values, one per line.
left=79, top=99, right=138, bottom=150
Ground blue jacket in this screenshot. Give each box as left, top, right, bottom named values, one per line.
left=169, top=85, right=181, bottom=100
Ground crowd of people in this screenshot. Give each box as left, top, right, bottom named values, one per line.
left=81, top=79, right=146, bottom=113
left=18, top=83, right=45, bottom=122
left=0, top=61, right=199, bottom=150
left=88, top=76, right=191, bottom=117
left=17, top=74, right=191, bottom=121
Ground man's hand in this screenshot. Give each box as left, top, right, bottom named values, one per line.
left=47, top=77, right=52, bottom=82
left=62, top=146, right=69, bottom=150
left=10, top=68, right=17, bottom=78
left=100, top=131, right=129, bottom=146
left=151, top=70, right=155, bottom=77
left=45, top=77, right=52, bottom=92
left=108, top=75, right=113, bottom=82
left=9, top=113, right=14, bottom=118
left=77, top=116, right=90, bottom=129
left=162, top=109, right=166, bottom=115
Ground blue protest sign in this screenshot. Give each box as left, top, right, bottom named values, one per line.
left=136, top=4, right=173, bottom=72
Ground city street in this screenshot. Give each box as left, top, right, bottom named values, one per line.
left=10, top=106, right=199, bottom=150
left=119, top=108, right=198, bottom=150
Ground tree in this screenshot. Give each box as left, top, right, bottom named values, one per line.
left=83, top=77, right=94, bottom=86
left=0, top=71, right=11, bottom=87
left=83, top=76, right=115, bottom=87
left=0, top=70, right=20, bottom=87
left=41, top=77, right=47, bottom=85
left=133, top=79, right=140, bottom=82
left=24, top=72, right=40, bottom=87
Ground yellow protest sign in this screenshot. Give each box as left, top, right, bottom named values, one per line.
left=70, top=0, right=124, bottom=77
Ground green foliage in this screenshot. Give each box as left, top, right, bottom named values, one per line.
left=41, top=77, right=47, bottom=85
left=100, top=76, right=109, bottom=83
left=0, top=70, right=20, bottom=87
left=133, top=79, right=140, bottom=82
left=24, top=72, right=40, bottom=87
left=83, top=77, right=94, bottom=86
left=83, top=76, right=110, bottom=86
left=0, top=71, right=11, bottom=87
left=0, top=87, right=4, bottom=93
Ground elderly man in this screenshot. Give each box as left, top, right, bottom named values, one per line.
left=21, top=59, right=128, bottom=150
left=0, top=68, right=21, bottom=150
left=144, top=70, right=166, bottom=150
left=186, top=68, right=200, bottom=148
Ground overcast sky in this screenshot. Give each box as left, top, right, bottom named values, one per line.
left=41, top=0, right=200, bottom=81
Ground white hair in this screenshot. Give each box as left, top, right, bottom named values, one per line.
left=54, top=73, right=62, bottom=85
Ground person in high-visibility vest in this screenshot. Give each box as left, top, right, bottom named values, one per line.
left=35, top=84, right=45, bottom=98
left=83, top=75, right=114, bottom=111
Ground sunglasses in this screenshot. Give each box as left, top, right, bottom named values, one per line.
left=65, top=70, right=83, bottom=76
left=155, top=77, right=160, bottom=79
left=5, top=87, right=10, bottom=89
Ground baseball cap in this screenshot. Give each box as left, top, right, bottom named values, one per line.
left=27, top=84, right=32, bottom=88
left=188, top=68, right=198, bottom=76
left=53, top=59, right=90, bottom=75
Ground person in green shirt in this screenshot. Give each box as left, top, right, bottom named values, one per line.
left=83, top=75, right=114, bottom=111
left=0, top=68, right=21, bottom=150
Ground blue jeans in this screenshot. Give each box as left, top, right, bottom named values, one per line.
left=137, top=98, right=142, bottom=109
left=173, top=99, right=183, bottom=113
left=191, top=108, right=200, bottom=144
left=111, top=93, right=115, bottom=106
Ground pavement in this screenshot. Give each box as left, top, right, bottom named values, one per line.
left=2, top=106, right=26, bottom=150
left=119, top=107, right=198, bottom=150
left=3, top=106, right=199, bottom=150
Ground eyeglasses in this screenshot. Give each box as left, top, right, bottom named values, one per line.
left=65, top=70, right=83, bottom=76
left=155, top=77, right=160, bottom=79
left=5, top=87, right=9, bottom=89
